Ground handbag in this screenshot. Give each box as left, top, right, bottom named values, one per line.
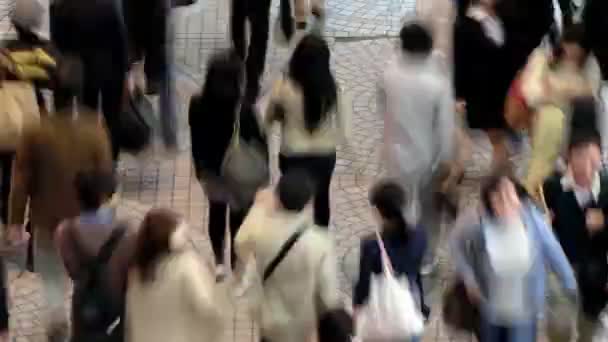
left=355, top=228, right=424, bottom=340
left=0, top=77, right=40, bottom=151
left=118, top=87, right=155, bottom=154
left=221, top=104, right=269, bottom=210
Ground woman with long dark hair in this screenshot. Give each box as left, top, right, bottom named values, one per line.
left=126, top=209, right=227, bottom=342
left=189, top=51, right=267, bottom=276
left=353, top=181, right=427, bottom=341
left=264, top=34, right=350, bottom=228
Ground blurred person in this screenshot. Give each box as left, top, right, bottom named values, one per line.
left=454, top=0, right=511, bottom=165
left=55, top=170, right=136, bottom=341
left=451, top=172, right=577, bottom=342
left=543, top=131, right=607, bottom=342
left=189, top=51, right=267, bottom=277
left=126, top=208, right=227, bottom=342
left=235, top=170, right=342, bottom=342
left=583, top=0, right=608, bottom=81
left=7, top=109, right=113, bottom=341
left=264, top=34, right=350, bottom=229
left=230, top=0, right=272, bottom=101
left=50, top=0, right=129, bottom=162
left=378, top=23, right=454, bottom=272
left=353, top=181, right=428, bottom=340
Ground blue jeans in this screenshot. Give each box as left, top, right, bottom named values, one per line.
left=481, top=319, right=537, bottom=342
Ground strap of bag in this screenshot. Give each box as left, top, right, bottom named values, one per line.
left=263, top=221, right=308, bottom=283
left=95, top=225, right=127, bottom=265
left=374, top=227, right=395, bottom=277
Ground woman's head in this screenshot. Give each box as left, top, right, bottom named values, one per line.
left=369, top=181, right=409, bottom=235
left=289, top=35, right=338, bottom=132
left=557, top=24, right=591, bottom=67
left=75, top=170, right=116, bottom=212
left=132, top=208, right=185, bottom=282
left=568, top=131, right=602, bottom=188
left=276, top=169, right=314, bottom=212
left=202, top=50, right=243, bottom=103
left=481, top=172, right=525, bottom=219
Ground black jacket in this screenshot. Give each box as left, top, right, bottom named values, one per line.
left=543, top=172, right=608, bottom=318
left=188, top=95, right=268, bottom=177
left=583, top=0, right=608, bottom=80
left=454, top=16, right=509, bottom=130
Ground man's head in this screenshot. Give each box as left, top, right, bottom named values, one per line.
left=75, top=170, right=117, bottom=212
left=568, top=131, right=602, bottom=188
left=399, top=22, right=433, bottom=56
left=275, top=170, right=314, bottom=213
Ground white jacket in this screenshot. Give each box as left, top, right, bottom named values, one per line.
left=126, top=226, right=228, bottom=342
left=235, top=206, right=341, bottom=342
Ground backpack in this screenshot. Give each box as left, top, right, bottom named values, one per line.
left=71, top=226, right=127, bottom=341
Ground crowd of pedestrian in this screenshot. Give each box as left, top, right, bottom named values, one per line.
left=0, top=0, right=606, bottom=341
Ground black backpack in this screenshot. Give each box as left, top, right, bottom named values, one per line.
left=71, top=226, right=127, bottom=341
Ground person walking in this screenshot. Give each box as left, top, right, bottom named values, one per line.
left=451, top=172, right=577, bottom=342
left=264, top=34, right=350, bottom=229
left=55, top=170, right=136, bottom=341
left=230, top=0, right=272, bottom=101
left=8, top=110, right=113, bottom=342
left=126, top=208, right=228, bottom=342
left=379, top=22, right=454, bottom=271
left=50, top=0, right=128, bottom=162
left=189, top=51, right=267, bottom=276
left=235, top=170, right=342, bottom=342
left=353, top=181, right=428, bottom=341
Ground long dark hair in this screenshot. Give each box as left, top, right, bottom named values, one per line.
left=369, top=181, right=410, bottom=240
left=288, top=35, right=338, bottom=133
left=131, top=208, right=181, bottom=283
left=199, top=51, right=243, bottom=119
left=480, top=170, right=529, bottom=217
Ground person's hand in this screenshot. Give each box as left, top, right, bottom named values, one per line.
left=586, top=209, right=605, bottom=234
left=5, top=225, right=29, bottom=248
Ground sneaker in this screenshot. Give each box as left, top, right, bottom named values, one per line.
left=215, top=264, right=227, bottom=282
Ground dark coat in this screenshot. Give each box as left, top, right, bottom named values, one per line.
left=353, top=227, right=427, bottom=307
left=454, top=16, right=509, bottom=130
left=583, top=0, right=608, bottom=80
left=543, top=172, right=608, bottom=318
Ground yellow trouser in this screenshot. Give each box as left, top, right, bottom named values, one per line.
left=524, top=105, right=565, bottom=198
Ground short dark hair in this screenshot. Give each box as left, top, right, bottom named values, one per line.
left=276, top=170, right=314, bottom=212
left=399, top=22, right=433, bottom=55
left=75, top=170, right=116, bottom=211
left=568, top=130, right=602, bottom=153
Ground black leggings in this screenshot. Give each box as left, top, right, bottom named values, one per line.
left=207, top=200, right=248, bottom=268
left=0, top=153, right=12, bottom=332
left=279, top=152, right=336, bottom=228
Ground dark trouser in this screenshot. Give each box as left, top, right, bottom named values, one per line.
left=279, top=152, right=336, bottom=227
left=208, top=200, right=248, bottom=268
left=231, top=0, right=272, bottom=101
left=0, top=153, right=11, bottom=332
left=81, top=63, right=126, bottom=162
left=481, top=320, right=537, bottom=342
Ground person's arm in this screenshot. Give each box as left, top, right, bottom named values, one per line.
left=9, top=131, right=35, bottom=226
left=532, top=206, right=577, bottom=294
left=182, top=252, right=226, bottom=323
left=353, top=240, right=373, bottom=309
left=449, top=209, right=482, bottom=294
left=435, top=82, right=456, bottom=166
left=335, top=86, right=352, bottom=144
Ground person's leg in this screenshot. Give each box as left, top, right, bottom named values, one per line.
left=0, top=153, right=13, bottom=224
left=312, top=153, right=336, bottom=228
left=34, top=228, right=68, bottom=341
left=245, top=0, right=272, bottom=101
left=419, top=177, right=441, bottom=273
left=101, top=71, right=127, bottom=163
left=231, top=0, right=247, bottom=60
left=546, top=273, right=576, bottom=342
left=229, top=205, right=249, bottom=270
left=208, top=200, right=228, bottom=266
left=510, top=321, right=537, bottom=342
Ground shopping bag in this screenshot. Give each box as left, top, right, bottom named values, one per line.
left=118, top=87, right=156, bottom=154
left=0, top=80, right=40, bottom=151
left=355, top=229, right=424, bottom=340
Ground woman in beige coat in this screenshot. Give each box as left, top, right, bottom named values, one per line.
left=126, top=209, right=228, bottom=342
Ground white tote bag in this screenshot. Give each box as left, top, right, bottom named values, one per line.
left=355, top=229, right=425, bottom=341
